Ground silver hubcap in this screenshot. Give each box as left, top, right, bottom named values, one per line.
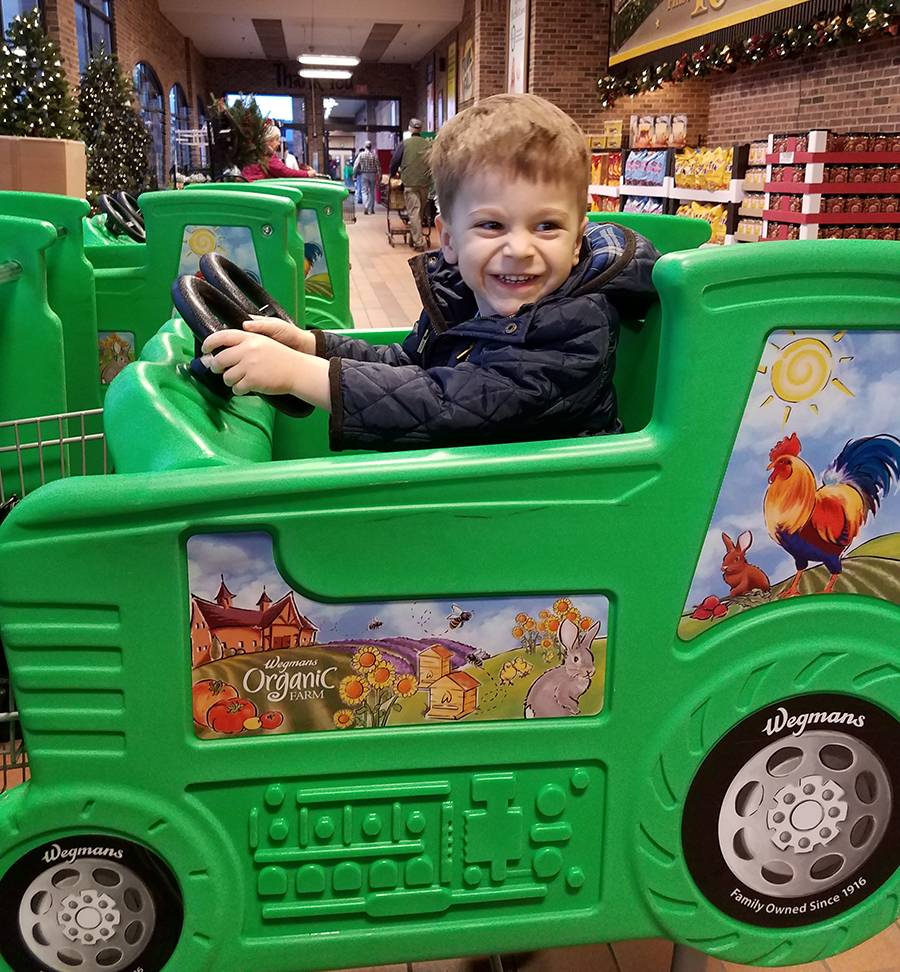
left=18, top=857, right=156, bottom=972
left=718, top=730, right=891, bottom=897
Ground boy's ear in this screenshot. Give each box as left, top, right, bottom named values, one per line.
left=436, top=216, right=459, bottom=265
left=572, top=215, right=588, bottom=266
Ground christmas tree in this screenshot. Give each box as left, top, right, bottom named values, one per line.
left=78, top=44, right=152, bottom=205
left=0, top=6, right=79, bottom=138
left=209, top=94, right=270, bottom=171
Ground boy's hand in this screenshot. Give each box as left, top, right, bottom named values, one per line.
left=243, top=316, right=317, bottom=354
left=200, top=330, right=331, bottom=412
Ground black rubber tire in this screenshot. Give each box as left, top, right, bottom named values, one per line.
left=199, top=252, right=295, bottom=324
left=0, top=834, right=182, bottom=972
left=97, top=193, right=146, bottom=243
left=171, top=275, right=314, bottom=418
left=636, top=648, right=900, bottom=966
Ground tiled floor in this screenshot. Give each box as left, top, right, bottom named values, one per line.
left=342, top=207, right=900, bottom=972
left=346, top=197, right=437, bottom=330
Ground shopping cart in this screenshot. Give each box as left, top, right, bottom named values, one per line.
left=0, top=408, right=108, bottom=795
left=383, top=176, right=432, bottom=248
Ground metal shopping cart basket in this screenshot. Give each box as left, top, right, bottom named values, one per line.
left=0, top=407, right=108, bottom=794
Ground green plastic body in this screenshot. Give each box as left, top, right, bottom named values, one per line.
left=2, top=236, right=900, bottom=972
left=185, top=178, right=352, bottom=329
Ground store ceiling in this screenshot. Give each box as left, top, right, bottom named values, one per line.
left=158, top=0, right=465, bottom=65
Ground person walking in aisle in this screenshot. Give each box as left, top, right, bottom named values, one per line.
left=353, top=140, right=382, bottom=215
left=390, top=118, right=432, bottom=251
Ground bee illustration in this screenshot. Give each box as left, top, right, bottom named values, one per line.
left=465, top=647, right=489, bottom=668
left=367, top=617, right=384, bottom=631
left=447, top=604, right=473, bottom=630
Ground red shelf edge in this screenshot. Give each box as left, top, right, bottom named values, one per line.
left=765, top=182, right=900, bottom=194
left=763, top=210, right=900, bottom=224
left=767, top=151, right=900, bottom=164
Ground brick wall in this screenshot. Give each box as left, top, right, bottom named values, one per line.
left=43, top=0, right=207, bottom=174
left=415, top=0, right=477, bottom=119
left=42, top=0, right=79, bottom=87
left=475, top=0, right=507, bottom=100
left=596, top=80, right=711, bottom=146
left=707, top=35, right=900, bottom=145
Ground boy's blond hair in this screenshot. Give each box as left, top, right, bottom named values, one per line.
left=431, top=93, right=590, bottom=218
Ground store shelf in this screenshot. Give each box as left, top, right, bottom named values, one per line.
left=619, top=181, right=670, bottom=198
left=670, top=180, right=744, bottom=204
left=589, top=184, right=620, bottom=198
left=767, top=151, right=900, bottom=165
left=766, top=181, right=900, bottom=194
left=763, top=210, right=900, bottom=224
left=738, top=206, right=765, bottom=218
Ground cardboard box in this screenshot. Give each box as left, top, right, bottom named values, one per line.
left=0, top=136, right=86, bottom=197
left=672, top=114, right=688, bottom=148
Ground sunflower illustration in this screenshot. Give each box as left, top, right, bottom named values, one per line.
left=339, top=675, right=369, bottom=706
left=367, top=661, right=396, bottom=689
left=333, top=709, right=355, bottom=729
left=353, top=646, right=382, bottom=672
left=394, top=673, right=419, bottom=697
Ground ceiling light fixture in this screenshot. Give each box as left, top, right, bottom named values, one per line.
left=297, top=53, right=359, bottom=67
left=299, top=68, right=353, bottom=79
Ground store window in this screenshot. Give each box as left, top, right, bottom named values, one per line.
left=133, top=61, right=165, bottom=188
left=169, top=83, right=190, bottom=174
left=196, top=96, right=208, bottom=167
left=75, top=0, right=113, bottom=71
left=226, top=93, right=307, bottom=164
left=0, top=0, right=39, bottom=30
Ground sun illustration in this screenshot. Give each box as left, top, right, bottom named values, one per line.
left=757, top=332, right=854, bottom=427
left=185, top=226, right=227, bottom=257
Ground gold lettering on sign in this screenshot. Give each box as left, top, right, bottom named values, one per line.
left=692, top=0, right=726, bottom=15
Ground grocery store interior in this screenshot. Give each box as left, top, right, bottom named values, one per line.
left=2, top=0, right=900, bottom=971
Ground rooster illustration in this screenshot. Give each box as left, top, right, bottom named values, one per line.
left=304, top=242, right=323, bottom=278
left=765, top=433, right=900, bottom=597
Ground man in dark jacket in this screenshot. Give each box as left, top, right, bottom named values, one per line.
left=201, top=94, right=660, bottom=452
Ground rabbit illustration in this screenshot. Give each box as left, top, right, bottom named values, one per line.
left=101, top=341, right=131, bottom=384
left=722, top=531, right=771, bottom=595
left=524, top=617, right=599, bottom=718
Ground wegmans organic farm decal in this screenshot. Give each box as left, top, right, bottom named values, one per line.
left=682, top=329, right=900, bottom=639
left=188, top=533, right=609, bottom=738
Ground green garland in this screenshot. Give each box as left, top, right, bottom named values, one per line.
left=598, top=0, right=900, bottom=109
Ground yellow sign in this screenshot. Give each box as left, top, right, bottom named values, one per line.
left=447, top=40, right=457, bottom=119
left=611, top=0, right=809, bottom=65
left=461, top=38, right=475, bottom=103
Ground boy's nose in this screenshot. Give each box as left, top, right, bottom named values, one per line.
left=502, top=229, right=536, bottom=259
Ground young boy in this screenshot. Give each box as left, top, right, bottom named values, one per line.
left=201, top=94, right=660, bottom=451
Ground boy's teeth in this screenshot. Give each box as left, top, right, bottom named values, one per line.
left=498, top=274, right=534, bottom=282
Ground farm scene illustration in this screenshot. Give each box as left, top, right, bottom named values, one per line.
left=178, top=224, right=260, bottom=279
left=188, top=532, right=609, bottom=739
left=681, top=328, right=900, bottom=640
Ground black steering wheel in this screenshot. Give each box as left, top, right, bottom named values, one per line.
left=98, top=192, right=146, bottom=243
left=199, top=252, right=295, bottom=323
left=171, top=275, right=314, bottom=418
left=116, top=190, right=143, bottom=225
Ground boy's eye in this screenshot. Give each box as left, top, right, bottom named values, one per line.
left=476, top=220, right=502, bottom=231
left=537, top=221, right=561, bottom=231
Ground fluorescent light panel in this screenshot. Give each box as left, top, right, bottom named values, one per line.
left=299, top=68, right=353, bottom=79
left=297, top=54, right=360, bottom=67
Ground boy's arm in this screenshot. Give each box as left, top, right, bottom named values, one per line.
left=329, top=302, right=617, bottom=452
left=198, top=317, right=425, bottom=413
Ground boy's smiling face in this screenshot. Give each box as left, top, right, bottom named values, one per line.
left=436, top=170, right=588, bottom=319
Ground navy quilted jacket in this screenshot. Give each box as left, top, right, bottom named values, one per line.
left=313, top=221, right=660, bottom=452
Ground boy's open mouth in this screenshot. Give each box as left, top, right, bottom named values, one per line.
left=495, top=274, right=537, bottom=284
